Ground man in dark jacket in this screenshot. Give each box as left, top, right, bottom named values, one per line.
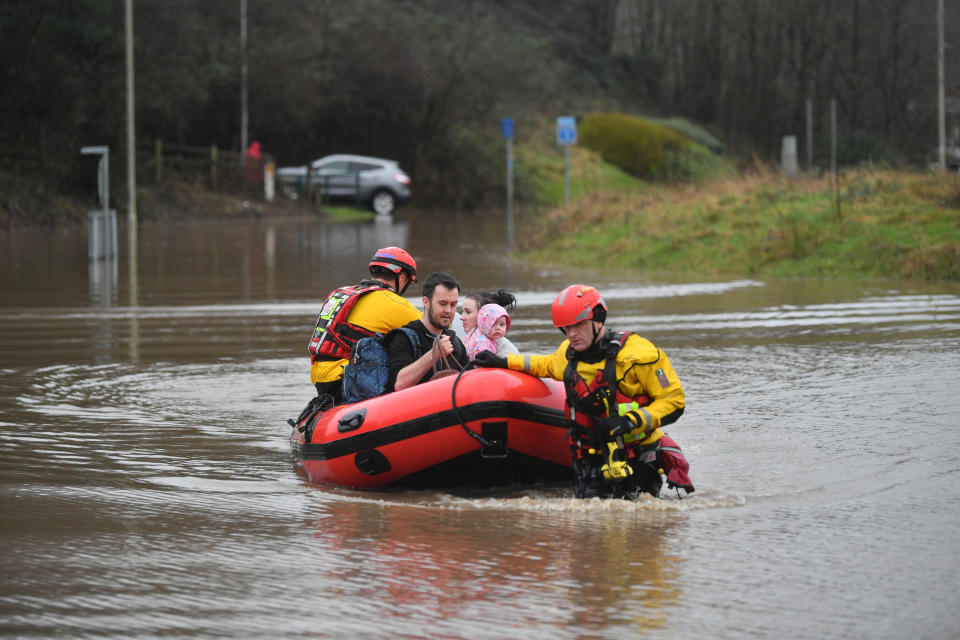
left=387, top=272, right=469, bottom=391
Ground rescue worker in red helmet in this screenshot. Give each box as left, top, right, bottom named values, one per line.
left=475, top=285, right=694, bottom=499
left=308, top=247, right=421, bottom=404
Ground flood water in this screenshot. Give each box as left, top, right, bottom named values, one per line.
left=1, top=210, right=959, bottom=639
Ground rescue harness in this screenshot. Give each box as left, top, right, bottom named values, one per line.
left=562, top=330, right=664, bottom=495
left=563, top=331, right=654, bottom=449
left=308, top=280, right=391, bottom=363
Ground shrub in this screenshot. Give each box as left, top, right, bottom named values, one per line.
left=579, top=112, right=733, bottom=182
left=579, top=113, right=688, bottom=180
left=648, top=116, right=725, bottom=153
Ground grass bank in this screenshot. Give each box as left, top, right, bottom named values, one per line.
left=519, top=167, right=960, bottom=281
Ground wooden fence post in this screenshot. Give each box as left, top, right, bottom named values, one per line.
left=210, top=145, right=218, bottom=190
left=155, top=139, right=163, bottom=183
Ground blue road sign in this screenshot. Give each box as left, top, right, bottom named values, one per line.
left=556, top=116, right=577, bottom=145
left=501, top=117, right=514, bottom=139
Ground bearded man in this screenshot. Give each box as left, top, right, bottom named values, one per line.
left=387, top=271, right=469, bottom=391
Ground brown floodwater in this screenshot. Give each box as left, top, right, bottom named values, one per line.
left=1, top=209, right=959, bottom=638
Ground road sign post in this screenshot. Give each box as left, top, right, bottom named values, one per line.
left=502, top=117, right=515, bottom=247
left=80, top=146, right=117, bottom=261
left=556, top=116, right=577, bottom=205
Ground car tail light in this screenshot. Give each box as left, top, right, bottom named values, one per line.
left=394, top=172, right=411, bottom=185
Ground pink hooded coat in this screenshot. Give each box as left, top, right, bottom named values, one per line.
left=465, top=303, right=511, bottom=359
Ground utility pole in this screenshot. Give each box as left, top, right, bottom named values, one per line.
left=240, top=0, right=249, bottom=156
left=938, top=0, right=946, bottom=171
left=125, top=0, right=136, bottom=223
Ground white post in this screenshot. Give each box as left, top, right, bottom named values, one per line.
left=264, top=161, right=275, bottom=201
left=780, top=136, right=798, bottom=176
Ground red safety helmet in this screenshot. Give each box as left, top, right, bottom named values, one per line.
left=369, top=247, right=417, bottom=281
left=551, top=285, right=607, bottom=328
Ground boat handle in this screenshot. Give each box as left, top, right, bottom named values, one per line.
left=338, top=408, right=367, bottom=433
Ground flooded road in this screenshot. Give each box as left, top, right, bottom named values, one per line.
left=2, top=211, right=959, bottom=638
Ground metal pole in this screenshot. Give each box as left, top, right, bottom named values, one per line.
left=125, top=0, right=136, bottom=223
left=938, top=0, right=946, bottom=171
left=563, top=146, right=571, bottom=205
left=101, top=153, right=110, bottom=214
left=830, top=98, right=837, bottom=177
left=506, top=137, right=514, bottom=247
left=240, top=0, right=249, bottom=156
left=125, top=0, right=138, bottom=316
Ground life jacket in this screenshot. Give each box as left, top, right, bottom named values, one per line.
left=562, top=331, right=650, bottom=419
left=563, top=330, right=651, bottom=454
left=308, top=280, right=391, bottom=362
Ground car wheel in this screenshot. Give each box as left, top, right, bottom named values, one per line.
left=370, top=190, right=396, bottom=215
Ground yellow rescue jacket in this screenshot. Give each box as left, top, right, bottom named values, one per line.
left=310, top=287, right=420, bottom=385
left=505, top=331, right=685, bottom=446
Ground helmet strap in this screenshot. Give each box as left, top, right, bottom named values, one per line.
left=590, top=321, right=602, bottom=346
left=397, top=273, right=412, bottom=296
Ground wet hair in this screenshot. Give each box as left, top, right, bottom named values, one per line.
left=421, top=271, right=461, bottom=300
left=467, top=289, right=516, bottom=314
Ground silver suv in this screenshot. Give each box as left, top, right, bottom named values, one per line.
left=275, top=154, right=412, bottom=215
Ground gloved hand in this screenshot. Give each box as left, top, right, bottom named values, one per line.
left=473, top=351, right=508, bottom=368
left=596, top=415, right=636, bottom=438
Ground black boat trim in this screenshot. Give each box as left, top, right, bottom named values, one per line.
left=293, top=400, right=569, bottom=461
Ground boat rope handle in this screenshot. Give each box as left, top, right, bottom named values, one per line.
left=430, top=335, right=496, bottom=449
left=431, top=334, right=464, bottom=373
left=450, top=362, right=498, bottom=449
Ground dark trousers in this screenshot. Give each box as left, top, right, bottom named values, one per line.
left=572, top=444, right=663, bottom=499
left=315, top=379, right=343, bottom=405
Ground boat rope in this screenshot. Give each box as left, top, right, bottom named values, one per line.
left=430, top=335, right=497, bottom=449
left=451, top=361, right=498, bottom=449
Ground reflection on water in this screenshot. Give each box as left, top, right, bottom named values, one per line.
left=2, top=212, right=960, bottom=638
left=88, top=255, right=118, bottom=307
left=305, top=495, right=686, bottom=637
left=70, top=215, right=409, bottom=310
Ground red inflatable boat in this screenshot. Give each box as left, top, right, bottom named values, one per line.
left=290, top=368, right=578, bottom=489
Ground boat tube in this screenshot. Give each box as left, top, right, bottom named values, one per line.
left=290, top=368, right=580, bottom=489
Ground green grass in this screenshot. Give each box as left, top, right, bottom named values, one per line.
left=514, top=112, right=735, bottom=211
left=517, top=143, right=651, bottom=208
left=320, top=204, right=376, bottom=221
left=520, top=168, right=960, bottom=281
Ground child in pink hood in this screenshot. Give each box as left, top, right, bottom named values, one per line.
left=465, top=303, right=511, bottom=360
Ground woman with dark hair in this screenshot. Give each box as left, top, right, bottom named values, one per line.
left=460, top=289, right=520, bottom=357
